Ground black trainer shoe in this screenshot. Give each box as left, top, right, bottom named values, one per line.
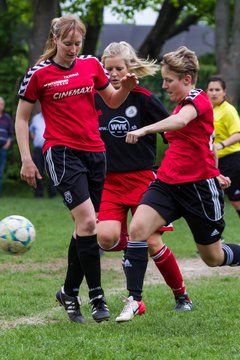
left=56, top=286, right=85, bottom=324
left=89, top=295, right=110, bottom=322
left=174, top=294, right=194, bottom=312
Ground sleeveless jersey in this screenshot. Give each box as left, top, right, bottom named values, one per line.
left=157, top=89, right=220, bottom=183
left=18, top=56, right=110, bottom=153
left=95, top=86, right=169, bottom=172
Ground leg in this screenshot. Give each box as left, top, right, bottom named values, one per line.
left=116, top=239, right=148, bottom=322
left=148, top=232, right=193, bottom=312
left=130, top=204, right=167, bottom=240
left=56, top=234, right=86, bottom=324
left=64, top=235, right=84, bottom=297
left=71, top=198, right=110, bottom=322
left=197, top=240, right=240, bottom=267
left=97, top=220, right=122, bottom=250
left=116, top=205, right=162, bottom=323
left=97, top=195, right=129, bottom=251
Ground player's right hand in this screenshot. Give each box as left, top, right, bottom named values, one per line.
left=20, top=159, right=42, bottom=188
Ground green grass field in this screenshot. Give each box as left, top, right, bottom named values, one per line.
left=0, top=193, right=239, bottom=360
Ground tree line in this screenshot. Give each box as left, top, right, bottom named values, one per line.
left=0, top=0, right=239, bottom=187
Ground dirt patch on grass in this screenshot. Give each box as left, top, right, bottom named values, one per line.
left=0, top=255, right=239, bottom=330
left=0, top=256, right=239, bottom=283
left=101, top=256, right=240, bottom=285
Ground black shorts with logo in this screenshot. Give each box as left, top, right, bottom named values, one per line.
left=219, top=151, right=240, bottom=201
left=140, top=178, right=225, bottom=245
left=44, top=146, right=106, bottom=211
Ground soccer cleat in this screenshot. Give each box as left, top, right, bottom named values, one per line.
left=115, top=296, right=146, bottom=322
left=89, top=295, right=110, bottom=322
left=56, top=286, right=85, bottom=324
left=174, top=294, right=194, bottom=312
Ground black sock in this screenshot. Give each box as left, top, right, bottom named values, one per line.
left=122, top=247, right=127, bottom=278
left=75, top=234, right=103, bottom=300
left=222, top=243, right=240, bottom=266
left=64, top=236, right=84, bottom=297
left=123, top=241, right=148, bottom=301
left=237, top=210, right=240, bottom=217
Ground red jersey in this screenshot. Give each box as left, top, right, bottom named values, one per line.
left=157, top=89, right=220, bottom=183
left=18, top=56, right=110, bottom=153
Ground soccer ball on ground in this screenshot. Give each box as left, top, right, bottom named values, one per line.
left=0, top=215, right=36, bottom=254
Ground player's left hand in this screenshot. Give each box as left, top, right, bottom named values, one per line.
left=217, top=174, right=231, bottom=189
left=125, top=128, right=146, bottom=143
left=121, top=72, right=139, bottom=91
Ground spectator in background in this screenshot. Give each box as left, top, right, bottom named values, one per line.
left=0, top=97, right=13, bottom=196
left=207, top=75, right=240, bottom=219
left=30, top=111, right=56, bottom=198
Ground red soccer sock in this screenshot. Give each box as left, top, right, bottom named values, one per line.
left=151, top=244, right=186, bottom=297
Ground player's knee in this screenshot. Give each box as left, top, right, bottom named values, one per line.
left=97, top=234, right=116, bottom=250
left=76, top=217, right=96, bottom=234
left=200, top=253, right=221, bottom=267
left=97, top=231, right=119, bottom=251
left=129, top=220, right=146, bottom=240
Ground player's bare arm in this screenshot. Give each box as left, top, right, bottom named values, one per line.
left=126, top=104, right=197, bottom=144
left=15, top=99, right=42, bottom=187
left=99, top=73, right=138, bottom=109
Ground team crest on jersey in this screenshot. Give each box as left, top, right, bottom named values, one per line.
left=125, top=106, right=137, bottom=118
left=108, top=116, right=130, bottom=138
left=64, top=191, right=73, bottom=204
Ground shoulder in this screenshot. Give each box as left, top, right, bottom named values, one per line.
left=185, top=88, right=204, bottom=101
left=185, top=89, right=211, bottom=108
left=222, top=101, right=238, bottom=112
left=78, top=55, right=101, bottom=65
left=26, top=60, right=52, bottom=76
left=220, top=101, right=240, bottom=120
left=131, top=85, right=152, bottom=97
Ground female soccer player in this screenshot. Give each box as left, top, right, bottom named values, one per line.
left=124, top=46, right=240, bottom=308
left=95, top=41, right=193, bottom=322
left=15, top=15, right=138, bottom=324
left=207, top=75, right=240, bottom=218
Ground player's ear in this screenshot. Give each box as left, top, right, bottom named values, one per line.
left=183, top=74, right=192, bottom=85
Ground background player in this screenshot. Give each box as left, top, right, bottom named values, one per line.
left=207, top=75, right=240, bottom=219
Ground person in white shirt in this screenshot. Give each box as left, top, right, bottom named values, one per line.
left=30, top=112, right=56, bottom=198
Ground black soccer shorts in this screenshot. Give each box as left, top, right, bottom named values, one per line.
left=140, top=178, right=225, bottom=245
left=44, top=146, right=106, bottom=211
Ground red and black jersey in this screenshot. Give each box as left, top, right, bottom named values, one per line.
left=18, top=56, right=110, bottom=153
left=157, top=89, right=220, bottom=183
left=95, top=86, right=169, bottom=172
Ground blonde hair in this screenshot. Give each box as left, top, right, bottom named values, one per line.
left=161, top=46, right=199, bottom=84
left=36, top=14, right=86, bottom=65
left=101, top=41, right=160, bottom=78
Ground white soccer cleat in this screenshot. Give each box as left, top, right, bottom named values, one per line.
left=115, top=296, right=146, bottom=322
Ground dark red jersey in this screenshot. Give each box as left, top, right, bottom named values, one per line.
left=157, top=89, right=220, bottom=183
left=18, top=56, right=110, bottom=153
left=95, top=86, right=169, bottom=172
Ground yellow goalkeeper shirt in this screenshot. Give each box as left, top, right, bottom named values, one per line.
left=214, top=101, right=240, bottom=159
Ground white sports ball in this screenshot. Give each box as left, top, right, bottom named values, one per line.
left=0, top=215, right=36, bottom=254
